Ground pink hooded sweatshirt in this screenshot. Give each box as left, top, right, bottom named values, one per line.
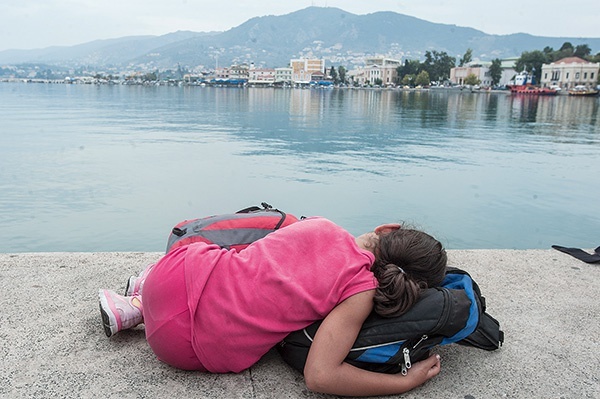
left=144, top=217, right=377, bottom=373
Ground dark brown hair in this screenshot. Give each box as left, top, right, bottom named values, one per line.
left=371, top=228, right=447, bottom=318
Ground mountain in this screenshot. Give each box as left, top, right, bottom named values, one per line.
left=1, top=7, right=599, bottom=69
left=0, top=31, right=216, bottom=66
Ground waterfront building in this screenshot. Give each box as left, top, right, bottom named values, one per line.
left=248, top=67, right=275, bottom=85
left=450, top=58, right=517, bottom=87
left=350, top=57, right=401, bottom=86
left=215, top=64, right=250, bottom=80
left=541, top=57, right=599, bottom=90
left=450, top=63, right=492, bottom=86
left=229, top=64, right=250, bottom=80
left=499, top=58, right=519, bottom=86
left=347, top=68, right=364, bottom=86
left=275, top=67, right=293, bottom=84
left=365, top=57, right=401, bottom=86
left=310, top=71, right=326, bottom=81
left=290, top=58, right=325, bottom=84
left=215, top=67, right=230, bottom=79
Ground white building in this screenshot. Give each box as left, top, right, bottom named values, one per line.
left=275, top=67, right=293, bottom=84
left=450, top=64, right=491, bottom=86
left=450, top=58, right=517, bottom=87
left=350, top=57, right=401, bottom=86
left=541, top=56, right=599, bottom=90
left=499, top=58, right=519, bottom=87
left=215, top=64, right=250, bottom=81
left=248, top=68, right=275, bottom=84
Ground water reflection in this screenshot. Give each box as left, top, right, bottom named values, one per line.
left=509, top=94, right=600, bottom=135
left=219, top=88, right=600, bottom=161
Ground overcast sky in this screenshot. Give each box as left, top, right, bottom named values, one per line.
left=1, top=0, right=598, bottom=52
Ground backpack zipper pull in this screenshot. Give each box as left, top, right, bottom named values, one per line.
left=401, top=348, right=411, bottom=375
left=413, top=334, right=428, bottom=349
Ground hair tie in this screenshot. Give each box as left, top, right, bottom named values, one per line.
left=396, top=266, right=405, bottom=274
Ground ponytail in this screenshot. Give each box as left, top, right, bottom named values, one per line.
left=372, top=264, right=423, bottom=317
left=371, top=228, right=447, bottom=318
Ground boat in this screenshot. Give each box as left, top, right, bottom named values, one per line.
left=509, top=85, right=558, bottom=95
left=507, top=71, right=558, bottom=95
left=568, top=85, right=599, bottom=96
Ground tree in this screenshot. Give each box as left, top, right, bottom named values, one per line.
left=401, top=74, right=416, bottom=86
left=329, top=66, right=338, bottom=83
left=464, top=73, right=481, bottom=86
left=489, top=58, right=502, bottom=86
left=422, top=50, right=456, bottom=82
left=515, top=50, right=548, bottom=83
left=396, top=59, right=421, bottom=84
left=459, top=48, right=473, bottom=67
left=337, top=66, right=347, bottom=84
left=552, top=41, right=575, bottom=60
left=143, top=72, right=158, bottom=81
left=574, top=44, right=591, bottom=58
left=559, top=42, right=574, bottom=52
left=415, top=70, right=431, bottom=86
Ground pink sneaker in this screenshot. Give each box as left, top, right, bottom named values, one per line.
left=99, top=289, right=143, bottom=337
left=124, top=263, right=155, bottom=296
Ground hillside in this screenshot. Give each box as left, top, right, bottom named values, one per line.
left=1, top=7, right=598, bottom=69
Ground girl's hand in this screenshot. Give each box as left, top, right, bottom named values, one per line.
left=406, top=353, right=442, bottom=384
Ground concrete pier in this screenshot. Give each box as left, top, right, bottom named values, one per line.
left=1, top=249, right=598, bottom=398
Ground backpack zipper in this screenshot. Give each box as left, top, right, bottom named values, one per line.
left=400, top=334, right=428, bottom=375
left=348, top=339, right=407, bottom=352
left=303, top=328, right=408, bottom=352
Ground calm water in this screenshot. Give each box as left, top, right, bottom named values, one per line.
left=1, top=83, right=599, bottom=252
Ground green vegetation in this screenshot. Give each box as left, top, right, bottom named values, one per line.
left=415, top=71, right=431, bottom=86
left=459, top=48, right=473, bottom=67
left=401, top=74, right=415, bottom=86
left=489, top=59, right=502, bottom=86
left=327, top=65, right=349, bottom=85
left=337, top=66, right=347, bottom=84
left=396, top=51, right=455, bottom=87
left=329, top=66, right=337, bottom=82
left=422, top=50, right=456, bottom=82
left=464, top=73, right=480, bottom=86
left=142, top=72, right=158, bottom=81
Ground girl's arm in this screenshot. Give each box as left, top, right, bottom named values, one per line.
left=303, top=290, right=441, bottom=397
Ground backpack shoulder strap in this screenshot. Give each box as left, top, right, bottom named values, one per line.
left=447, top=267, right=504, bottom=351
left=237, top=202, right=289, bottom=229
left=459, top=312, right=504, bottom=350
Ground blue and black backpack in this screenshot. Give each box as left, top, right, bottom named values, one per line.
left=277, top=267, right=504, bottom=375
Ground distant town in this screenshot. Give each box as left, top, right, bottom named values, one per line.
left=2, top=42, right=599, bottom=94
